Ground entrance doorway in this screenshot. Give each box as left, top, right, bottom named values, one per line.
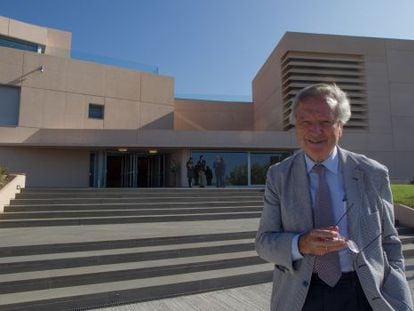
left=106, top=154, right=126, bottom=187
left=90, top=151, right=166, bottom=187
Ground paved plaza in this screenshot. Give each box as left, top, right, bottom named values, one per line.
left=99, top=257, right=414, bottom=311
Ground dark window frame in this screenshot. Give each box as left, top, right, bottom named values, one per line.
left=0, top=84, right=20, bottom=127
left=88, top=103, right=104, bottom=119
left=0, top=34, right=44, bottom=53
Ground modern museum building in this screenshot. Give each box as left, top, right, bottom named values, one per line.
left=0, top=16, right=413, bottom=187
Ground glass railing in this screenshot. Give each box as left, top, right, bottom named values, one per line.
left=71, top=50, right=159, bottom=74
left=30, top=45, right=159, bottom=74
left=175, top=93, right=251, bottom=102
left=6, top=45, right=252, bottom=101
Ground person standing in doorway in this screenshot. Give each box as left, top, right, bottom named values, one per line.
left=213, top=156, right=226, bottom=187
left=186, top=157, right=194, bottom=187
left=205, top=165, right=213, bottom=186
left=197, top=155, right=207, bottom=188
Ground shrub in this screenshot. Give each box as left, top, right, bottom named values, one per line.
left=0, top=166, right=8, bottom=188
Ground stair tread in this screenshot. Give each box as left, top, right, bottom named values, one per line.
left=1, top=207, right=262, bottom=218
left=0, top=214, right=262, bottom=228
left=0, top=251, right=259, bottom=282
left=0, top=212, right=260, bottom=221
left=0, top=238, right=254, bottom=264
left=0, top=263, right=272, bottom=306
left=0, top=219, right=259, bottom=246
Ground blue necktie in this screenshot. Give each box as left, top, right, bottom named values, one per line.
left=313, top=164, right=341, bottom=287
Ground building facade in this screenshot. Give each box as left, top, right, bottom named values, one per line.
left=0, top=16, right=413, bottom=187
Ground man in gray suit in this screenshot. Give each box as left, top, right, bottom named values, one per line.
left=256, top=83, right=413, bottom=310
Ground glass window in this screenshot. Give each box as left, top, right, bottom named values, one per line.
left=0, top=35, right=44, bottom=53
left=0, top=85, right=20, bottom=126
left=250, top=152, right=291, bottom=184
left=191, top=151, right=248, bottom=186
left=88, top=104, right=104, bottom=119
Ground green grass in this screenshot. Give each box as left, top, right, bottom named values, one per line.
left=392, top=184, right=414, bottom=208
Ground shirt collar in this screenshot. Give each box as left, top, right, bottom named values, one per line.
left=304, top=146, right=339, bottom=175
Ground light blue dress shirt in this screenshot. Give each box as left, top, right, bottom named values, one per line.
left=292, top=146, right=354, bottom=272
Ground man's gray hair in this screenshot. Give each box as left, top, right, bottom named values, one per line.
left=290, top=83, right=352, bottom=125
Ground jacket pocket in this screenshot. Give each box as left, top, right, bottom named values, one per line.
left=380, top=253, right=411, bottom=310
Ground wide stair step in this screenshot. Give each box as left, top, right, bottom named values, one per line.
left=1, top=188, right=264, bottom=228
left=0, top=188, right=272, bottom=310
left=0, top=231, right=272, bottom=310
left=1, top=187, right=413, bottom=310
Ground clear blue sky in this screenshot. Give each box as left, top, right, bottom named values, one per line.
left=1, top=0, right=413, bottom=100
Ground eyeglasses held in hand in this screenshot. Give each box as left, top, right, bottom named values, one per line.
left=334, top=200, right=385, bottom=254
left=333, top=202, right=360, bottom=253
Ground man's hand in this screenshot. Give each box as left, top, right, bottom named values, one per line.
left=299, top=226, right=347, bottom=256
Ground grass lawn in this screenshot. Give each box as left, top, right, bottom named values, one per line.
left=392, top=184, right=414, bottom=208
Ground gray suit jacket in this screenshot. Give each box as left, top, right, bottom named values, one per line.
left=255, top=147, right=413, bottom=311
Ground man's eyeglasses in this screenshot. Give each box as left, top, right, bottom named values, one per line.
left=334, top=202, right=382, bottom=254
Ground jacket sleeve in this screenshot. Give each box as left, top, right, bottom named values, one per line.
left=255, top=167, right=297, bottom=273
left=378, top=171, right=414, bottom=310
left=380, top=172, right=405, bottom=271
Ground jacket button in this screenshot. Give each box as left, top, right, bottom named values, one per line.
left=302, top=281, right=309, bottom=287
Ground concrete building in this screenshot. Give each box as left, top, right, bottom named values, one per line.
left=0, top=16, right=413, bottom=187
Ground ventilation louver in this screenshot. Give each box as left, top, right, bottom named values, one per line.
left=281, top=51, right=368, bottom=130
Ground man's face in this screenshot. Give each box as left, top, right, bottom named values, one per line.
left=295, top=96, right=343, bottom=162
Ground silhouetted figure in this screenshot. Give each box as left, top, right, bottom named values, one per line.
left=213, top=156, right=226, bottom=187
left=197, top=155, right=206, bottom=187
left=205, top=165, right=213, bottom=186
left=186, top=157, right=194, bottom=187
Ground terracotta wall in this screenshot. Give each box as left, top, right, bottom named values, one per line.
left=174, top=98, right=253, bottom=131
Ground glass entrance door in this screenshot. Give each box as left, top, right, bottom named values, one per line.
left=137, top=154, right=165, bottom=187
left=90, top=151, right=165, bottom=188
left=106, top=152, right=138, bottom=187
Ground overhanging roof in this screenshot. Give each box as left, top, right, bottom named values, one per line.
left=0, top=127, right=297, bottom=149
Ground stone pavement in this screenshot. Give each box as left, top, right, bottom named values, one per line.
left=99, top=257, right=414, bottom=311
left=97, top=283, right=272, bottom=311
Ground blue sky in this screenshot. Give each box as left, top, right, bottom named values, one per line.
left=1, top=0, right=413, bottom=101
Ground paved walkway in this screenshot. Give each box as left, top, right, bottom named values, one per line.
left=97, top=283, right=271, bottom=311
left=98, top=257, right=414, bottom=311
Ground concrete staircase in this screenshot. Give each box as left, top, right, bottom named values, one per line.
left=0, top=188, right=273, bottom=310
left=0, top=188, right=413, bottom=310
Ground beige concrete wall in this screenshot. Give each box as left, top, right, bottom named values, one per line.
left=6, top=16, right=48, bottom=46
left=253, top=32, right=389, bottom=131
left=395, top=204, right=414, bottom=227
left=174, top=99, right=253, bottom=131
left=252, top=47, right=283, bottom=131
left=0, top=16, right=71, bottom=57
left=0, top=127, right=297, bottom=149
left=0, top=45, right=174, bottom=131
left=0, top=45, right=24, bottom=85
left=385, top=40, right=414, bottom=180
left=45, top=28, right=72, bottom=58
left=0, top=147, right=89, bottom=187
left=252, top=32, right=414, bottom=180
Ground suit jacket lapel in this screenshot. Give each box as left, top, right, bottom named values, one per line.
left=339, top=147, right=364, bottom=243
left=291, top=151, right=314, bottom=231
